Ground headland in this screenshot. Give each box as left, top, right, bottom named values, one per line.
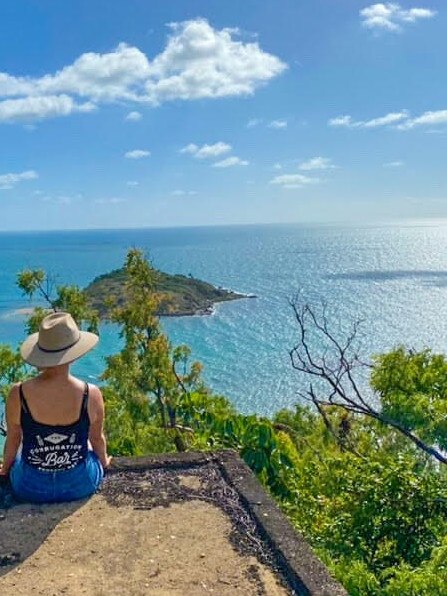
left=85, top=267, right=252, bottom=318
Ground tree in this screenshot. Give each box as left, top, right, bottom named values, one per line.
left=0, top=345, right=29, bottom=436
left=98, top=249, right=296, bottom=489
left=102, top=249, right=204, bottom=451
left=371, top=348, right=447, bottom=451
left=289, top=298, right=447, bottom=465
left=274, top=404, right=447, bottom=594
left=17, top=269, right=99, bottom=333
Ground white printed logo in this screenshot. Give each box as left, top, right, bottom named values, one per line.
left=28, top=431, right=83, bottom=471
left=44, top=433, right=69, bottom=445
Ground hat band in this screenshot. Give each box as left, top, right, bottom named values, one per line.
left=37, top=333, right=81, bottom=354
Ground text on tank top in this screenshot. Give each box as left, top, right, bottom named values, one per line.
left=19, top=382, right=90, bottom=472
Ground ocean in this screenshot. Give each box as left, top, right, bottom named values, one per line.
left=1, top=222, right=447, bottom=421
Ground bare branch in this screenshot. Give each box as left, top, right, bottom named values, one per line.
left=172, top=361, right=189, bottom=396
left=289, top=296, right=447, bottom=466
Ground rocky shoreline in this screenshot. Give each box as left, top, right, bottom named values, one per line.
left=84, top=267, right=255, bottom=318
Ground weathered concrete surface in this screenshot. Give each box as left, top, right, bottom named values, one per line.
left=0, top=450, right=346, bottom=595
left=107, top=450, right=346, bottom=595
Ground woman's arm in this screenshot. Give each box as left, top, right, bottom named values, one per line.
left=0, top=386, right=22, bottom=476
left=87, top=385, right=111, bottom=469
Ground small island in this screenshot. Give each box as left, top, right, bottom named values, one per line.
left=85, top=267, right=252, bottom=317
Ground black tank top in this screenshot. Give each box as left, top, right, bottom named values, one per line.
left=20, top=383, right=90, bottom=472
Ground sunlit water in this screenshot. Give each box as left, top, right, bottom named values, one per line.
left=1, top=222, right=447, bottom=428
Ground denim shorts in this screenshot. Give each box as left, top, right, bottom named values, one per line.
left=10, top=451, right=104, bottom=504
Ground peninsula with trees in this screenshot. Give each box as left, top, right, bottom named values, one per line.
left=84, top=266, right=250, bottom=318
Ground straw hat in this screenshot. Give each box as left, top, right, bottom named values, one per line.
left=20, top=312, right=98, bottom=368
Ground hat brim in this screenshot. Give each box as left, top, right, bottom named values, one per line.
left=20, top=331, right=99, bottom=368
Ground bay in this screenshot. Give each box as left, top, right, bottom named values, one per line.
left=1, top=222, right=447, bottom=421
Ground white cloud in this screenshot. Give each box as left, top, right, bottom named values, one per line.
left=270, top=173, right=320, bottom=188
left=0, top=95, right=95, bottom=123
left=145, top=19, right=287, bottom=103
left=329, top=110, right=408, bottom=129
left=248, top=118, right=289, bottom=130
left=125, top=111, right=142, bottom=121
left=124, top=149, right=151, bottom=159
left=397, top=110, right=447, bottom=130
left=180, top=142, right=231, bottom=159
left=126, top=180, right=139, bottom=186
left=0, top=43, right=151, bottom=101
left=0, top=169, right=38, bottom=190
left=299, top=157, right=336, bottom=171
left=273, top=163, right=282, bottom=170
left=180, top=143, right=198, bottom=155
left=360, top=3, right=436, bottom=32
left=383, top=160, right=404, bottom=167
left=171, top=189, right=198, bottom=196
left=328, top=115, right=353, bottom=127
left=329, top=108, right=447, bottom=132
left=212, top=156, right=249, bottom=168
left=0, top=19, right=286, bottom=123
left=268, top=119, right=287, bottom=129
left=362, top=111, right=410, bottom=128
left=196, top=143, right=232, bottom=158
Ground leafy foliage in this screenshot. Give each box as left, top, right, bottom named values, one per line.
left=372, top=347, right=447, bottom=450
left=85, top=265, right=243, bottom=317
left=17, top=268, right=99, bottom=334
left=2, top=251, right=447, bottom=594
left=0, top=344, right=30, bottom=436
left=102, top=249, right=205, bottom=451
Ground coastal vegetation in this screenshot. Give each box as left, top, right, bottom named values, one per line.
left=1, top=249, right=447, bottom=594
left=85, top=266, right=246, bottom=317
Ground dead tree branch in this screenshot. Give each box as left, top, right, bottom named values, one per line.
left=289, top=297, right=447, bottom=465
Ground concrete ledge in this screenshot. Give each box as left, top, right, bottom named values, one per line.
left=109, top=450, right=346, bottom=596
left=110, top=450, right=214, bottom=471
left=215, top=450, right=346, bottom=596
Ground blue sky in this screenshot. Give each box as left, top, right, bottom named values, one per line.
left=0, top=0, right=446, bottom=230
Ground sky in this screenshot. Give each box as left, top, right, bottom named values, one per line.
left=0, top=0, right=446, bottom=230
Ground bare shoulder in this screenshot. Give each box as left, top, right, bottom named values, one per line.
left=7, top=382, right=21, bottom=402
left=87, top=383, right=104, bottom=402
left=20, top=377, right=34, bottom=391
left=21, top=377, right=43, bottom=397
left=87, top=383, right=104, bottom=414
left=6, top=383, right=21, bottom=424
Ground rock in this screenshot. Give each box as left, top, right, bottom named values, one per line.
left=0, top=552, right=21, bottom=567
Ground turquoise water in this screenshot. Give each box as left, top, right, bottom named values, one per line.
left=1, top=222, right=447, bottom=419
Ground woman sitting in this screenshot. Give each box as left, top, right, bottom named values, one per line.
left=0, top=312, right=111, bottom=503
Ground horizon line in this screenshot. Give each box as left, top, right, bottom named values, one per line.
left=2, top=216, right=447, bottom=234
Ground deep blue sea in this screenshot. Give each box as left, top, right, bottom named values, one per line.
left=2, top=222, right=447, bottom=422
